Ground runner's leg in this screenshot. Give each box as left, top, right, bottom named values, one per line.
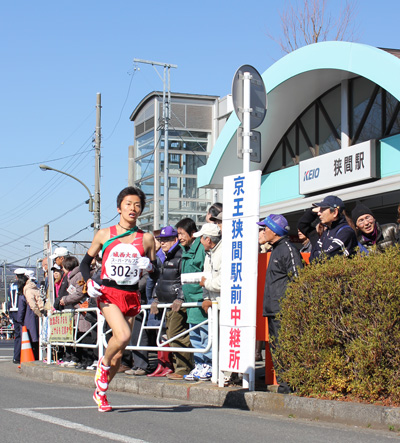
left=100, top=302, right=134, bottom=383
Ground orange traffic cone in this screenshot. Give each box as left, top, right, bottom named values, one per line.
left=19, top=326, right=35, bottom=368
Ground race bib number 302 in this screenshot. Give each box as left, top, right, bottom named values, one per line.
left=105, top=243, right=141, bottom=285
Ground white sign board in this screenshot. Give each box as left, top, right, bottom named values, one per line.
left=299, top=140, right=377, bottom=195
left=219, top=171, right=261, bottom=375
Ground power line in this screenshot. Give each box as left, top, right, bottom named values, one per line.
left=0, top=200, right=87, bottom=249
left=104, top=68, right=137, bottom=141
left=0, top=150, right=93, bottom=170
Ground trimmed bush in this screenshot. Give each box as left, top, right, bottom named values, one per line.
left=275, top=245, right=400, bottom=405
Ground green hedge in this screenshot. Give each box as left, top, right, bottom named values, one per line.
left=276, top=246, right=400, bottom=405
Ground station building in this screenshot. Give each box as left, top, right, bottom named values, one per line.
left=198, top=42, right=400, bottom=231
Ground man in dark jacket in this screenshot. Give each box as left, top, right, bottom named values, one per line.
left=300, top=195, right=358, bottom=261
left=152, top=226, right=193, bottom=379
left=351, top=202, right=397, bottom=252
left=257, top=214, right=303, bottom=394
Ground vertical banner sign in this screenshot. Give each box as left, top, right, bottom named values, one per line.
left=219, top=170, right=261, bottom=375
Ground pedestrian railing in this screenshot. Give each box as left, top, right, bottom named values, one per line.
left=0, top=326, right=14, bottom=340
left=40, top=300, right=219, bottom=382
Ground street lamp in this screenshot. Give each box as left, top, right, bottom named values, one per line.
left=39, top=164, right=94, bottom=212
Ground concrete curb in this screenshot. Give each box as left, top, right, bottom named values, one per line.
left=19, top=362, right=400, bottom=431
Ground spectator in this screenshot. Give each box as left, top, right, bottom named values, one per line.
left=351, top=202, right=397, bottom=252
left=257, top=214, right=303, bottom=394
left=50, top=246, right=70, bottom=269
left=9, top=268, right=26, bottom=364
left=209, top=211, right=223, bottom=231
left=52, top=266, right=64, bottom=299
left=307, top=195, right=358, bottom=261
left=59, top=256, right=95, bottom=370
left=298, top=229, right=312, bottom=253
left=16, top=271, right=45, bottom=360
left=198, top=223, right=222, bottom=380
left=176, top=218, right=207, bottom=382
left=149, top=226, right=193, bottom=380
left=206, top=203, right=222, bottom=223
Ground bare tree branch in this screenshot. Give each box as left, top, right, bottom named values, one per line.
left=267, top=0, right=359, bottom=54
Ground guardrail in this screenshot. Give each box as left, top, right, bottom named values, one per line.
left=0, top=326, right=14, bottom=340
left=40, top=300, right=220, bottom=383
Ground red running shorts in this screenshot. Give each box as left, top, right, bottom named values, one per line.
left=98, top=285, right=141, bottom=317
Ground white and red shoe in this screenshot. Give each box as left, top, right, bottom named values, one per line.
left=93, top=389, right=112, bottom=413
left=94, top=356, right=110, bottom=392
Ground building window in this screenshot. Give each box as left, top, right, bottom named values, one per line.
left=350, top=77, right=400, bottom=144
left=264, top=85, right=341, bottom=174
left=264, top=78, right=400, bottom=175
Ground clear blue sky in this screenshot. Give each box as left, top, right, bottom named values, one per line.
left=0, top=0, right=398, bottom=266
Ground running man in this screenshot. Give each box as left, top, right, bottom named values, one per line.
left=80, top=186, right=157, bottom=412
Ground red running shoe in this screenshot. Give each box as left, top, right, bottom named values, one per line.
left=93, top=389, right=112, bottom=412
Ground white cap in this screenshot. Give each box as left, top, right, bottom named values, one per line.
left=14, top=268, right=28, bottom=275
left=193, top=223, right=221, bottom=238
left=25, top=270, right=35, bottom=279
left=50, top=247, right=70, bottom=260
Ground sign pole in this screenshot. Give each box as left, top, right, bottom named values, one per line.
left=243, top=72, right=252, bottom=174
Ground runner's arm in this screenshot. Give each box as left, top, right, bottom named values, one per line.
left=80, top=228, right=108, bottom=282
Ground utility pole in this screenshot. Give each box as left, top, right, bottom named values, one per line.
left=94, top=93, right=101, bottom=233
left=3, top=261, right=6, bottom=309
left=25, top=245, right=31, bottom=267
left=44, top=224, right=49, bottom=256
left=133, top=58, right=177, bottom=226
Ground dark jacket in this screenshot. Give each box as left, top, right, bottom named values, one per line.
left=311, top=214, right=358, bottom=261
left=264, top=236, right=303, bottom=317
left=155, top=242, right=183, bottom=303
left=297, top=208, right=321, bottom=250
left=17, top=294, right=39, bottom=342
left=358, top=222, right=397, bottom=252
left=181, top=237, right=206, bottom=324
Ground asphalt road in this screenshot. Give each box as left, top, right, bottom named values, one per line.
left=0, top=345, right=399, bottom=443
left=0, top=338, right=14, bottom=363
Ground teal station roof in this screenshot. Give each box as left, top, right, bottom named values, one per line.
left=198, top=41, right=400, bottom=189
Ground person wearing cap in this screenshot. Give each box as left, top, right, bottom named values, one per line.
left=206, top=202, right=222, bottom=223
left=176, top=217, right=207, bottom=381
left=209, top=211, right=223, bottom=231
left=301, top=195, right=358, bottom=261
left=79, top=186, right=157, bottom=412
left=8, top=268, right=28, bottom=363
left=196, top=223, right=222, bottom=380
left=50, top=246, right=70, bottom=268
left=351, top=202, right=397, bottom=252
left=258, top=214, right=303, bottom=394
left=147, top=226, right=193, bottom=380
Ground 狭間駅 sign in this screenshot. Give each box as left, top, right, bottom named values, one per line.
left=299, top=140, right=378, bottom=195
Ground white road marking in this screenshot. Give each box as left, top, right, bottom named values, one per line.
left=27, top=404, right=178, bottom=410
left=6, top=408, right=149, bottom=443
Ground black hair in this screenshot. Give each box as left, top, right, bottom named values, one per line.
left=117, top=186, right=146, bottom=212
left=16, top=275, right=29, bottom=295
left=208, top=203, right=223, bottom=218
left=62, top=256, right=80, bottom=272
left=176, top=218, right=197, bottom=236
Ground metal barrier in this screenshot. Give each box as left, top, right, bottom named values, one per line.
left=40, top=300, right=220, bottom=383
left=0, top=326, right=14, bottom=340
